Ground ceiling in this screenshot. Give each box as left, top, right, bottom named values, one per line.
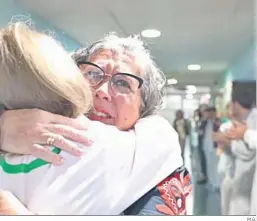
left=16, top=0, right=254, bottom=89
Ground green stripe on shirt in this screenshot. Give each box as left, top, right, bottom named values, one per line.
left=0, top=147, right=61, bottom=174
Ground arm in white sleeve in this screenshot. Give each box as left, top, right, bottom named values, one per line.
left=28, top=115, right=182, bottom=215
left=243, top=129, right=257, bottom=150
left=231, top=140, right=256, bottom=161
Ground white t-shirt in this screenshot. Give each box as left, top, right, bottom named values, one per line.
left=0, top=115, right=183, bottom=215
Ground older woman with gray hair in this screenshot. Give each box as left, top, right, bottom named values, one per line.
left=0, top=33, right=192, bottom=215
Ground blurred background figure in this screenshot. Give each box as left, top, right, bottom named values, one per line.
left=213, top=102, right=236, bottom=215
left=173, top=110, right=190, bottom=161
left=225, top=86, right=256, bottom=215
left=225, top=123, right=256, bottom=215
left=196, top=107, right=209, bottom=184
left=189, top=109, right=201, bottom=158
left=202, top=107, right=221, bottom=191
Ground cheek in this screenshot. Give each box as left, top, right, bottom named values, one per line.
left=116, top=95, right=140, bottom=116
left=114, top=94, right=141, bottom=129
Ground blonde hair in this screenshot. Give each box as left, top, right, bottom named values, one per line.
left=0, top=22, right=92, bottom=117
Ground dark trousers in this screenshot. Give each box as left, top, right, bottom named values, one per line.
left=198, top=138, right=207, bottom=177
left=179, top=137, right=186, bottom=162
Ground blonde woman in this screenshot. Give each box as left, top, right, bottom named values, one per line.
left=0, top=22, right=186, bottom=215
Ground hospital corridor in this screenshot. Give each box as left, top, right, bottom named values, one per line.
left=0, top=0, right=256, bottom=216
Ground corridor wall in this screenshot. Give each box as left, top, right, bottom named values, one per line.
left=217, top=45, right=255, bottom=106
left=0, top=0, right=81, bottom=52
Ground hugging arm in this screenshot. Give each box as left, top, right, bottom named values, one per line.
left=0, top=109, right=91, bottom=164
left=27, top=116, right=183, bottom=215
left=231, top=140, right=256, bottom=161
left=0, top=109, right=184, bottom=215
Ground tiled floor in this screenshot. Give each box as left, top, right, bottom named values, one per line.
left=184, top=141, right=221, bottom=216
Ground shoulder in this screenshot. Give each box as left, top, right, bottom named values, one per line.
left=133, top=115, right=181, bottom=162
left=135, top=115, right=177, bottom=135
left=248, top=108, right=257, bottom=122
left=136, top=115, right=171, bottom=125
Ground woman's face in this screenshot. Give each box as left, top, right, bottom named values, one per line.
left=80, top=50, right=142, bottom=130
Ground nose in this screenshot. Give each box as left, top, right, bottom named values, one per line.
left=105, top=63, right=112, bottom=73
left=95, top=81, right=112, bottom=102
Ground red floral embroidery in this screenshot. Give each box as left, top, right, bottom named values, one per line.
left=156, top=167, right=192, bottom=215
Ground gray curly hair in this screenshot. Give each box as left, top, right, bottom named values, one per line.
left=72, top=34, right=166, bottom=118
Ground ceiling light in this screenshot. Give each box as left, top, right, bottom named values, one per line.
left=187, top=85, right=196, bottom=90
left=187, top=64, right=201, bottom=71
left=186, top=85, right=197, bottom=94
left=167, top=78, right=178, bottom=85
left=141, top=29, right=161, bottom=38
left=186, top=94, right=193, bottom=100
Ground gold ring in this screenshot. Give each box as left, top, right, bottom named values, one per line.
left=46, top=135, right=55, bottom=146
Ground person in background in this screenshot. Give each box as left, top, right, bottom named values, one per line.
left=203, top=107, right=221, bottom=190
left=216, top=89, right=256, bottom=215
left=189, top=109, right=200, bottom=158
left=188, top=109, right=202, bottom=183
left=196, top=107, right=208, bottom=184
left=226, top=122, right=256, bottom=149
left=173, top=110, right=190, bottom=161
left=226, top=123, right=256, bottom=215
left=228, top=90, right=256, bottom=215
left=212, top=102, right=236, bottom=215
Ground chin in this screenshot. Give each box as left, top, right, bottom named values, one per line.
left=116, top=123, right=134, bottom=131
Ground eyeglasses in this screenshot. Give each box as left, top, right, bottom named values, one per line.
left=77, top=61, right=143, bottom=94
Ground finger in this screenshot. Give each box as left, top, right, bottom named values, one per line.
left=224, top=131, right=230, bottom=137
left=41, top=133, right=85, bottom=156
left=225, top=133, right=234, bottom=139
left=226, top=128, right=236, bottom=134
left=212, top=132, right=217, bottom=137
left=50, top=114, right=88, bottom=130
left=225, top=132, right=236, bottom=139
left=224, top=131, right=231, bottom=136
left=44, top=124, right=93, bottom=146
left=51, top=134, right=86, bottom=156
left=232, top=121, right=238, bottom=128
left=31, top=144, right=64, bottom=165
left=212, top=132, right=219, bottom=138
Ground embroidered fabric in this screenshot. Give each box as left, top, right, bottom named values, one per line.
left=156, top=166, right=192, bottom=215
left=124, top=166, right=192, bottom=216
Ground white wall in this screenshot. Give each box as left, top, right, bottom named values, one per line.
left=160, top=95, right=199, bottom=124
